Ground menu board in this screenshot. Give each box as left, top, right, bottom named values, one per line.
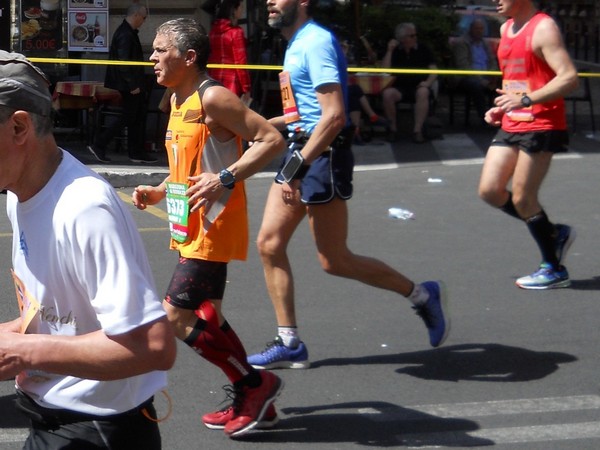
left=68, top=10, right=108, bottom=52
left=68, top=0, right=107, bottom=8
left=20, top=0, right=63, bottom=52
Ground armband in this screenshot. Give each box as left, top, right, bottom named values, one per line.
left=281, top=150, right=310, bottom=182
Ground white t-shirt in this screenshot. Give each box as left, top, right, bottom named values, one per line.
left=7, top=150, right=168, bottom=415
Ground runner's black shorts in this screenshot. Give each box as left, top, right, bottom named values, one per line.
left=164, top=256, right=227, bottom=309
left=491, top=129, right=569, bottom=154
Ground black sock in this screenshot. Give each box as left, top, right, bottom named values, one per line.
left=500, top=192, right=522, bottom=220
left=526, top=210, right=559, bottom=269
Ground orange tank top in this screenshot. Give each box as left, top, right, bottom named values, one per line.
left=165, top=88, right=248, bottom=262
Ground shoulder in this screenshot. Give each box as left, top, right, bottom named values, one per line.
left=531, top=14, right=563, bottom=47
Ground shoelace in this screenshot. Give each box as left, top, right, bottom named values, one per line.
left=217, top=384, right=244, bottom=413
left=413, top=305, right=433, bottom=327
left=260, top=338, right=284, bottom=355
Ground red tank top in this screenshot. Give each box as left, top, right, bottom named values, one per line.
left=497, top=12, right=566, bottom=132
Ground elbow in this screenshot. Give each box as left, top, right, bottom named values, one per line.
left=331, top=112, right=347, bottom=134
left=570, top=74, right=580, bottom=92
left=150, top=321, right=177, bottom=371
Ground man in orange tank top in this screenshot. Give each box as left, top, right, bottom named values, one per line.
left=131, top=19, right=286, bottom=438
left=479, top=0, right=579, bottom=289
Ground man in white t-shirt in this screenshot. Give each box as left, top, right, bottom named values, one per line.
left=0, top=51, right=176, bottom=449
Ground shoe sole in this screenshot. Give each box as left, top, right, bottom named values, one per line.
left=86, top=146, right=110, bottom=163
left=557, top=227, right=576, bottom=266
left=204, top=415, right=279, bottom=431
left=433, top=280, right=450, bottom=348
left=227, top=378, right=285, bottom=438
left=250, top=360, right=311, bottom=370
left=516, top=279, right=571, bottom=290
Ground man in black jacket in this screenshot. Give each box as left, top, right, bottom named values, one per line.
left=88, top=3, right=156, bottom=163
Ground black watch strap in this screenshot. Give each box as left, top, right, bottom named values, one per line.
left=521, top=94, right=532, bottom=107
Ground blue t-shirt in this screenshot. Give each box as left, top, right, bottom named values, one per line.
left=283, top=20, right=348, bottom=134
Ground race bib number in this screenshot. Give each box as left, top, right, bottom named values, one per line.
left=279, top=71, right=301, bottom=124
left=12, top=270, right=40, bottom=334
left=503, top=79, right=534, bottom=122
left=166, top=182, right=190, bottom=243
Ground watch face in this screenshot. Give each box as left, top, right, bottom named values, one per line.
left=522, top=96, right=532, bottom=107
left=220, top=170, right=235, bottom=188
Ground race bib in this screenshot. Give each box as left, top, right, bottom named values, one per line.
left=166, top=182, right=190, bottom=243
left=503, top=80, right=534, bottom=122
left=12, top=270, right=40, bottom=334
left=279, top=71, right=301, bottom=124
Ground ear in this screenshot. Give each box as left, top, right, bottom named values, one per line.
left=184, top=49, right=197, bottom=66
left=10, top=111, right=33, bottom=146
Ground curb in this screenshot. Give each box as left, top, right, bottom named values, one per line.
left=90, top=166, right=170, bottom=189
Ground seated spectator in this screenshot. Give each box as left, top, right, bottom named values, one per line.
left=348, top=84, right=389, bottom=145
left=451, top=18, right=499, bottom=123
left=381, top=23, right=438, bottom=143
left=340, top=39, right=389, bottom=145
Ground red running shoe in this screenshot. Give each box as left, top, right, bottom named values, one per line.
left=202, top=402, right=279, bottom=430
left=224, top=371, right=284, bottom=438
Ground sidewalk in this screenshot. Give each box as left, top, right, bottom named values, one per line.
left=57, top=137, right=170, bottom=188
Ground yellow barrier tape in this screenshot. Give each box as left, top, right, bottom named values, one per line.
left=27, top=57, right=600, bottom=77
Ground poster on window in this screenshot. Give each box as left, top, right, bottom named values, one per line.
left=20, top=0, right=63, bottom=52
left=68, top=10, right=108, bottom=52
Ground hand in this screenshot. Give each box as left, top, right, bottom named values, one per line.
left=132, top=185, right=164, bottom=210
left=130, top=87, right=141, bottom=95
left=0, top=332, right=27, bottom=381
left=282, top=180, right=301, bottom=204
left=387, top=39, right=399, bottom=52
left=493, top=88, right=523, bottom=113
left=186, top=173, right=223, bottom=213
left=485, top=106, right=504, bottom=126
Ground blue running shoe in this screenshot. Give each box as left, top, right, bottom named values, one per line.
left=248, top=336, right=310, bottom=369
left=554, top=224, right=575, bottom=266
left=516, top=263, right=570, bottom=289
left=412, top=281, right=450, bottom=348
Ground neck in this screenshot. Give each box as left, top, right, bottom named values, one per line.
left=511, top=5, right=537, bottom=30
left=281, top=17, right=308, bottom=41
left=173, top=71, right=207, bottom=107
left=15, top=139, right=62, bottom=202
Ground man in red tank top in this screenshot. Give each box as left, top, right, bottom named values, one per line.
left=478, top=0, right=579, bottom=289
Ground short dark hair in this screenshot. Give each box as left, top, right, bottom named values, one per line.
left=215, top=0, right=242, bottom=20
left=127, top=3, right=146, bottom=18
left=156, top=19, right=210, bottom=71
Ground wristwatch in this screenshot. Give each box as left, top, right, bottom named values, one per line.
left=219, top=169, right=236, bottom=189
left=521, top=94, right=533, bottom=107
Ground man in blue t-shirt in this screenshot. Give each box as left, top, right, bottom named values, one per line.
left=247, top=0, right=450, bottom=370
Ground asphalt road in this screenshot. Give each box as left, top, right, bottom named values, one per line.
left=1, top=127, right=600, bottom=449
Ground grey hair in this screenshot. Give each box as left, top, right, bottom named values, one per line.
left=395, top=22, right=416, bottom=41
left=0, top=105, right=53, bottom=136
left=156, top=18, right=210, bottom=70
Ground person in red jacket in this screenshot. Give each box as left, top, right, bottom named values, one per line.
left=208, top=0, right=252, bottom=105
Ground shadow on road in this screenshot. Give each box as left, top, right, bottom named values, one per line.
left=312, top=343, right=577, bottom=382
left=240, top=400, right=493, bottom=447
left=569, top=276, right=600, bottom=290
